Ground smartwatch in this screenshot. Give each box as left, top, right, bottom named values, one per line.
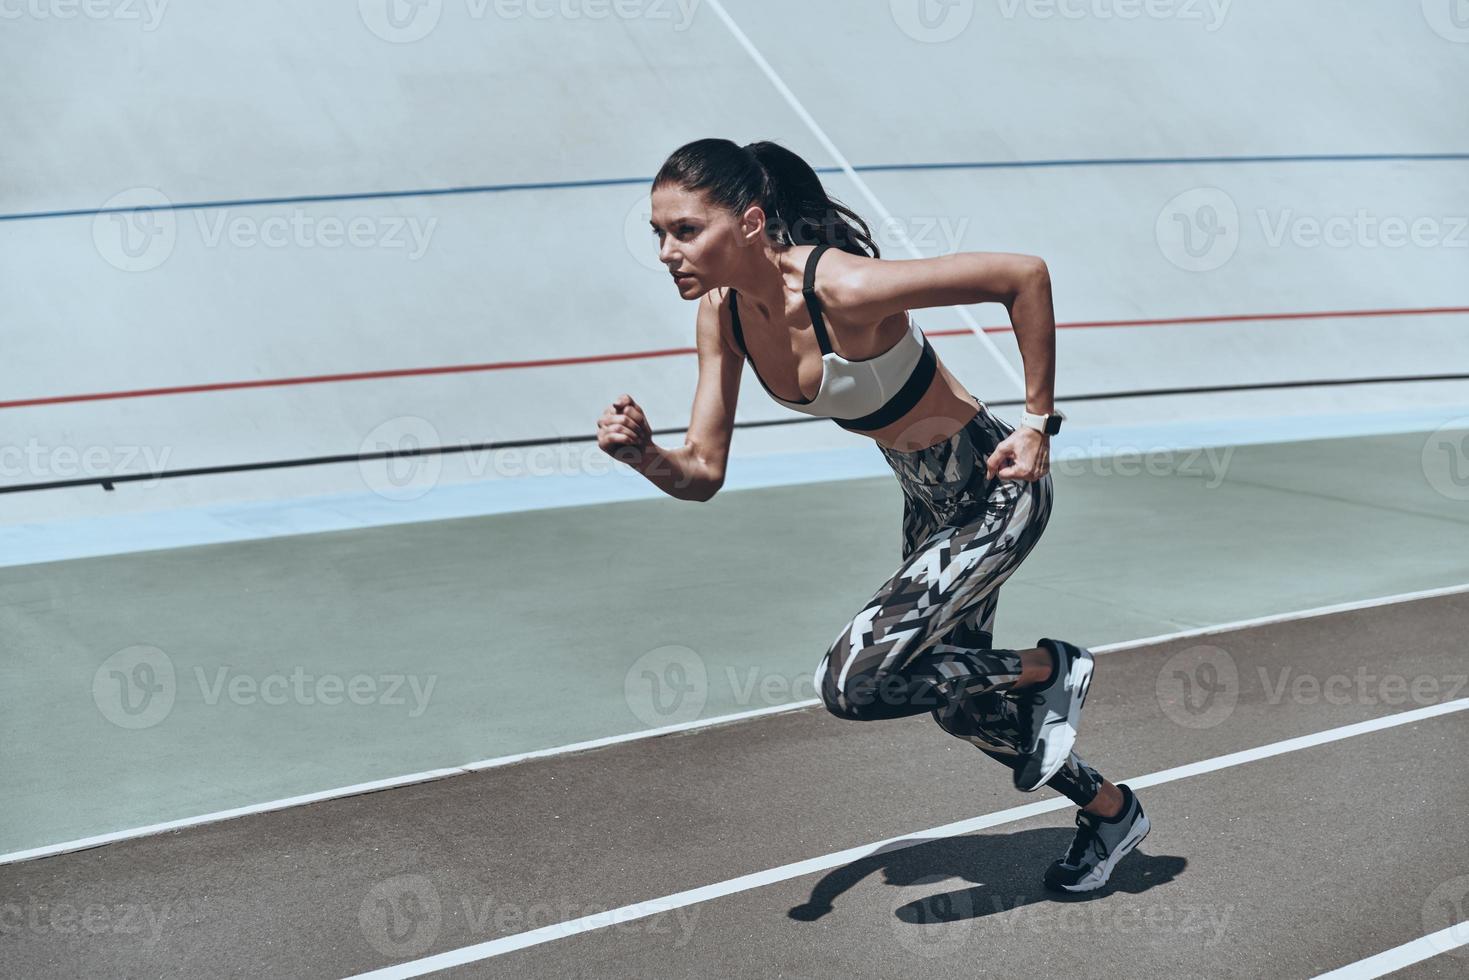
left=1019, top=409, right=1065, bottom=435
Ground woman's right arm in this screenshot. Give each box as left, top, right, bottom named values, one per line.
left=600, top=290, right=742, bottom=502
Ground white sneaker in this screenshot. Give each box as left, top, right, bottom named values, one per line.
left=1012, top=637, right=1094, bottom=792
left=1044, top=783, right=1151, bottom=892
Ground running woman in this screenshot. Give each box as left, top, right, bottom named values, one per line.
left=598, top=138, right=1149, bottom=892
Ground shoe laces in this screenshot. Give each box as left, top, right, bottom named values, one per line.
left=1066, top=809, right=1109, bottom=865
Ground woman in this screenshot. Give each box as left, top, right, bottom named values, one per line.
left=598, top=138, right=1150, bottom=893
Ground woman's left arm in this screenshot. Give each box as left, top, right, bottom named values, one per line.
left=827, top=250, right=1057, bottom=482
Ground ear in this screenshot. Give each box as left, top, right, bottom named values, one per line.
left=739, top=204, right=768, bottom=247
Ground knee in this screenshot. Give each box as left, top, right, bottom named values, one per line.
left=819, top=669, right=876, bottom=721
left=819, top=663, right=937, bottom=722
left=816, top=653, right=881, bottom=721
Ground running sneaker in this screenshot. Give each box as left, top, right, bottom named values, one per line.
left=1043, top=783, right=1151, bottom=893
left=1012, top=637, right=1094, bottom=792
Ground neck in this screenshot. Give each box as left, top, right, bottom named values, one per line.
left=726, top=242, right=797, bottom=322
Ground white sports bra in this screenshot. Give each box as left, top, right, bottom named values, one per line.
left=728, top=244, right=938, bottom=432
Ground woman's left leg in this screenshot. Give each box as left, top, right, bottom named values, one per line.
left=814, top=466, right=1054, bottom=723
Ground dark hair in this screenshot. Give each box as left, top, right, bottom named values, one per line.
left=652, top=138, right=879, bottom=258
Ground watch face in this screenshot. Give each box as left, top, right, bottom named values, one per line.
left=1045, top=415, right=1063, bottom=435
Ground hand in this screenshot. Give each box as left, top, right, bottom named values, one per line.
left=984, top=425, right=1050, bottom=482
left=597, top=393, right=654, bottom=468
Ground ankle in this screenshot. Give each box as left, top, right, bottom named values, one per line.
left=1083, top=783, right=1126, bottom=820
left=1015, top=645, right=1057, bottom=689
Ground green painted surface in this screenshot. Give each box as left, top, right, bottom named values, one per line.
left=2, top=427, right=1466, bottom=855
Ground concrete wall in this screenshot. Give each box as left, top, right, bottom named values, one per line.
left=3, top=0, right=1467, bottom=525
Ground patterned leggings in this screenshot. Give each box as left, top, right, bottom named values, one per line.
left=813, top=397, right=1104, bottom=808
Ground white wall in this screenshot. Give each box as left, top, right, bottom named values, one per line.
left=3, top=0, right=1467, bottom=525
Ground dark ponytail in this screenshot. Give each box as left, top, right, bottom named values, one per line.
left=652, top=137, right=879, bottom=258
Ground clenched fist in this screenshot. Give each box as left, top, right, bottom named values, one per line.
left=597, top=393, right=653, bottom=468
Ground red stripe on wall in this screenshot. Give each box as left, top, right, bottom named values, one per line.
left=4, top=305, right=1466, bottom=411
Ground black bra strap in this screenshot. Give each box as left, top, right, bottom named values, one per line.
left=801, top=244, right=835, bottom=356
left=727, top=290, right=748, bottom=356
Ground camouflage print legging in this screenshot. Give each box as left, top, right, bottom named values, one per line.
left=813, top=396, right=1103, bottom=807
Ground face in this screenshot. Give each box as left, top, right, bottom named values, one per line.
left=648, top=183, right=758, bottom=298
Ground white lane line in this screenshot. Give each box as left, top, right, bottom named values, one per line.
left=0, top=701, right=815, bottom=867
left=345, top=697, right=1469, bottom=979
left=699, top=0, right=1028, bottom=397
left=1089, top=580, right=1469, bottom=652
left=6, top=580, right=1468, bottom=867
left=1312, top=925, right=1469, bottom=979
